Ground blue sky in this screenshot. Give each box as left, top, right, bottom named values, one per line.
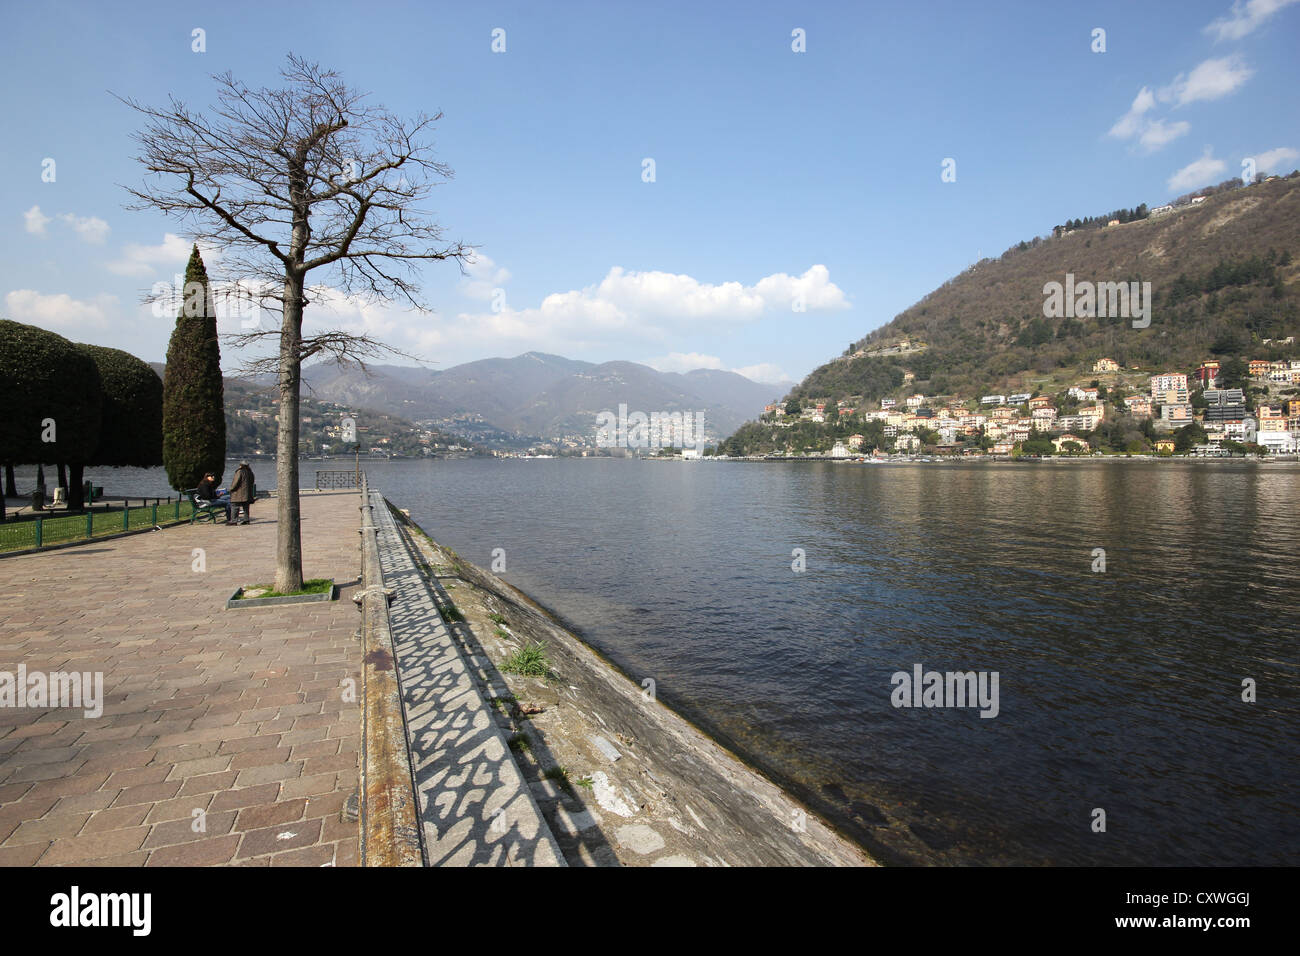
left=2, top=0, right=1297, bottom=386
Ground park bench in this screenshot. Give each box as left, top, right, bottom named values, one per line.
left=184, top=488, right=224, bottom=524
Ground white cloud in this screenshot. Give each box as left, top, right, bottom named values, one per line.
left=754, top=265, right=850, bottom=311
left=22, top=207, right=111, bottom=243
left=23, top=205, right=52, bottom=236
left=1160, top=57, right=1253, bottom=106
left=106, top=233, right=210, bottom=277
left=592, top=268, right=765, bottom=321
left=460, top=252, right=511, bottom=300
left=1109, top=57, right=1253, bottom=152
left=595, top=263, right=848, bottom=320
left=1252, top=146, right=1300, bottom=173
left=296, top=285, right=447, bottom=359
left=642, top=352, right=791, bottom=385
left=732, top=363, right=791, bottom=385
left=1167, top=149, right=1229, bottom=192
left=231, top=264, right=846, bottom=369
left=1108, top=87, right=1157, bottom=140
left=4, top=289, right=117, bottom=331
left=1205, top=0, right=1299, bottom=41
left=448, top=264, right=848, bottom=355
left=58, top=213, right=110, bottom=245
left=644, top=352, right=724, bottom=373
left=1138, top=119, right=1191, bottom=151
left=1109, top=88, right=1188, bottom=153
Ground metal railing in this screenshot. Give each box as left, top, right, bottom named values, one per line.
left=316, top=470, right=364, bottom=490
left=0, top=496, right=198, bottom=554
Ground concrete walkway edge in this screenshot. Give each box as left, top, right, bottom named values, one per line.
left=357, top=482, right=422, bottom=866
left=373, top=492, right=565, bottom=867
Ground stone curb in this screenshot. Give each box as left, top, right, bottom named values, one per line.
left=357, top=481, right=424, bottom=867
left=225, top=582, right=337, bottom=609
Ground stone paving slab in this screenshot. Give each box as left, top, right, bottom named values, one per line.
left=375, top=495, right=564, bottom=866
left=0, top=490, right=363, bottom=866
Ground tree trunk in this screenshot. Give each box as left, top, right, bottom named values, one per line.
left=272, top=138, right=323, bottom=596
left=274, top=273, right=305, bottom=594
left=67, top=463, right=85, bottom=511
left=57, top=462, right=67, bottom=490
left=4, top=463, right=16, bottom=497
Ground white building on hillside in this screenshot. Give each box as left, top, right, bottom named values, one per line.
left=1223, top=418, right=1257, bottom=444
left=1258, top=430, right=1296, bottom=455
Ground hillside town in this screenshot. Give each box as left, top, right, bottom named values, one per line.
left=225, top=388, right=481, bottom=459
left=740, top=355, right=1300, bottom=459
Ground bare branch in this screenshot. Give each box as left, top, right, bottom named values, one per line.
left=121, top=54, right=467, bottom=592
left=116, top=54, right=471, bottom=301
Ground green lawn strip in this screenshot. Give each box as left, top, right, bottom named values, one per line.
left=0, top=502, right=199, bottom=553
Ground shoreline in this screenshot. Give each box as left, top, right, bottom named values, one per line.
left=656, top=454, right=1300, bottom=465
left=385, top=500, right=877, bottom=867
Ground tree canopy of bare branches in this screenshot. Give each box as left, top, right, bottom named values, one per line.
left=121, top=54, right=469, bottom=591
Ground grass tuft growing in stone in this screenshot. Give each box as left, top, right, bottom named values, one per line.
left=501, top=641, right=552, bottom=678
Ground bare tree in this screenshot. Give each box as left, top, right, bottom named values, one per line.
left=121, top=54, right=468, bottom=591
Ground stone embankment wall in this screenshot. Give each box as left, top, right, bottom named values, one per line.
left=388, top=502, right=874, bottom=867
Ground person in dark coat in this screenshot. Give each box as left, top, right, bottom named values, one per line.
left=197, top=471, right=231, bottom=518
left=226, top=462, right=255, bottom=525
left=196, top=472, right=220, bottom=500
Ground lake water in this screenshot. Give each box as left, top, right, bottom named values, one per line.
left=17, top=458, right=1297, bottom=864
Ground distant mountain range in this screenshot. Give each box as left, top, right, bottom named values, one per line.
left=297, top=352, right=792, bottom=447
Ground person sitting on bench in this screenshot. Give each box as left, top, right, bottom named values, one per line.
left=196, top=472, right=220, bottom=501
left=197, top=471, right=233, bottom=522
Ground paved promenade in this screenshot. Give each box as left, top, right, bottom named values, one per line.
left=0, top=490, right=362, bottom=866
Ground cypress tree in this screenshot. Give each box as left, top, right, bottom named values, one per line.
left=161, top=245, right=226, bottom=490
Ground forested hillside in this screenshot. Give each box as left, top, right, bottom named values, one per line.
left=792, top=174, right=1299, bottom=408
